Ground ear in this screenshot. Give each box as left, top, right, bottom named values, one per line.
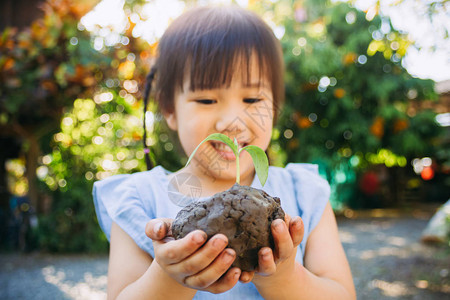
left=163, top=111, right=177, bottom=131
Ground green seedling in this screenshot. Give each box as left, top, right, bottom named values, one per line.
left=185, top=133, right=269, bottom=186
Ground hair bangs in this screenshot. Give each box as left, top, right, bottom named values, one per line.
left=187, top=34, right=269, bottom=92
left=154, top=6, right=284, bottom=119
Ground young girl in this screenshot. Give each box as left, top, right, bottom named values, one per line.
left=93, top=5, right=356, bottom=300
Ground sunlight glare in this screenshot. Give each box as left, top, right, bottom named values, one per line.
left=336, top=0, right=450, bottom=82
left=42, top=266, right=107, bottom=300
left=134, top=0, right=185, bottom=43
left=81, top=0, right=127, bottom=32
left=369, top=279, right=413, bottom=297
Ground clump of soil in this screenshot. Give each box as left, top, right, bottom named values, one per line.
left=171, top=183, right=285, bottom=271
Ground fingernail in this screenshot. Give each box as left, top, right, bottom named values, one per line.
left=273, top=219, right=284, bottom=233
left=293, top=218, right=302, bottom=229
left=261, top=249, right=271, bottom=261
left=193, top=232, right=206, bottom=244
left=261, top=248, right=271, bottom=256
left=223, top=249, right=235, bottom=263
left=154, top=222, right=163, bottom=235
left=213, top=237, right=227, bottom=248
left=234, top=270, right=240, bottom=280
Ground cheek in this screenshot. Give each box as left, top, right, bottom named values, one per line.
left=177, top=118, right=208, bottom=152
left=261, top=127, right=273, bottom=149
left=249, top=125, right=272, bottom=151
left=247, top=105, right=274, bottom=142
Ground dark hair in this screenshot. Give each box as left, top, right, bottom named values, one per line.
left=143, top=5, right=285, bottom=170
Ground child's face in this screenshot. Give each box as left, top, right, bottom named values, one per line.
left=164, top=59, right=274, bottom=184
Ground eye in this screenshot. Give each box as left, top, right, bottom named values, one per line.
left=244, top=98, right=262, bottom=104
left=195, top=99, right=217, bottom=104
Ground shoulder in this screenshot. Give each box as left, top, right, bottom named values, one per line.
left=268, top=163, right=330, bottom=196
left=285, top=163, right=330, bottom=199
left=93, top=168, right=153, bottom=191
left=287, top=162, right=329, bottom=212
left=93, top=166, right=167, bottom=202
left=267, top=163, right=330, bottom=218
left=92, top=166, right=169, bottom=256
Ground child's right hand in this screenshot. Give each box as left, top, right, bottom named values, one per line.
left=145, top=218, right=242, bottom=294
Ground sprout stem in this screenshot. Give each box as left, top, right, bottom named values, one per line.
left=236, top=149, right=240, bottom=185
left=234, top=137, right=240, bottom=184
left=186, top=134, right=268, bottom=187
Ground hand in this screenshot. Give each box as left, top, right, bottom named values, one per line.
left=145, top=218, right=242, bottom=294
left=239, top=214, right=304, bottom=284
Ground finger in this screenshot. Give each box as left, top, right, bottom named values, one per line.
left=289, top=216, right=304, bottom=247
left=271, top=219, right=294, bottom=261
left=184, top=248, right=236, bottom=289
left=178, top=234, right=229, bottom=276
left=203, top=267, right=241, bottom=294
left=284, top=213, right=291, bottom=226
left=239, top=271, right=254, bottom=283
left=154, top=230, right=207, bottom=265
left=145, top=218, right=173, bottom=240
left=256, top=247, right=276, bottom=276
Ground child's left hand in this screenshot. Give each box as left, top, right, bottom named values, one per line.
left=238, top=214, right=304, bottom=285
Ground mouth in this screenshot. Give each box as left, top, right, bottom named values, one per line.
left=210, top=140, right=249, bottom=161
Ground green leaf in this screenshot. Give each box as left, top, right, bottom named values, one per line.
left=240, top=145, right=269, bottom=187
left=185, top=133, right=237, bottom=167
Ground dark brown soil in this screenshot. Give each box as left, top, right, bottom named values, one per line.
left=171, top=183, right=285, bottom=271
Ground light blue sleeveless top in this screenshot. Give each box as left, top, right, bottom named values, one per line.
left=93, top=163, right=330, bottom=299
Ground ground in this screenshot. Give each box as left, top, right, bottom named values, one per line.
left=0, top=209, right=449, bottom=299
left=337, top=209, right=449, bottom=299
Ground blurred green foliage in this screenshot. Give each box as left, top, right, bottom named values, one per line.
left=0, top=0, right=111, bottom=252
left=254, top=0, right=444, bottom=208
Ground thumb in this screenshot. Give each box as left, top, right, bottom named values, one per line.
left=145, top=218, right=173, bottom=240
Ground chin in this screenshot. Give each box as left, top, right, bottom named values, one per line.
left=209, top=165, right=238, bottom=181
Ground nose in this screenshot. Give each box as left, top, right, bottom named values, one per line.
left=214, top=104, right=246, bottom=136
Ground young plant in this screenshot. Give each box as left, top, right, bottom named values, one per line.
left=185, top=133, right=269, bottom=187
